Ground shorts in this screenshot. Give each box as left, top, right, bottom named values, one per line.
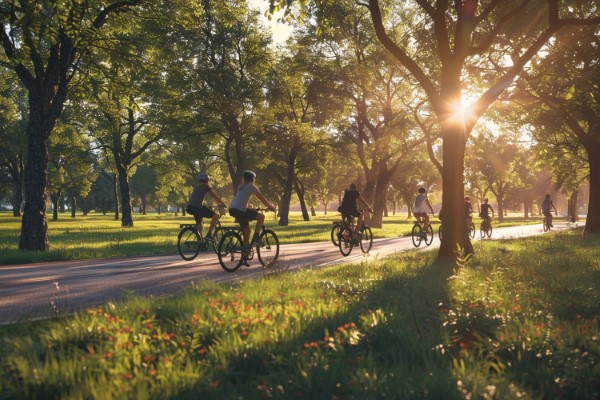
left=186, top=205, right=214, bottom=224
left=543, top=211, right=553, bottom=218
left=337, top=206, right=360, bottom=218
left=229, top=208, right=258, bottom=228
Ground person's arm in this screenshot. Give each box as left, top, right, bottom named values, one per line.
left=254, top=191, right=276, bottom=211
left=552, top=202, right=557, bottom=213
left=208, top=189, right=227, bottom=207
left=358, top=195, right=373, bottom=212
left=490, top=206, right=495, bottom=216
left=425, top=198, right=434, bottom=214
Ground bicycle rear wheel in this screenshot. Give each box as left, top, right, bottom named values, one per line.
left=178, top=227, right=201, bottom=261
left=360, top=226, right=373, bottom=254
left=486, top=224, right=493, bottom=238
left=331, top=224, right=341, bottom=246
left=469, top=222, right=476, bottom=238
left=411, top=224, right=422, bottom=248
left=543, top=218, right=550, bottom=232
left=257, top=229, right=280, bottom=268
left=217, top=231, right=245, bottom=272
left=338, top=226, right=354, bottom=256
left=424, top=224, right=434, bottom=246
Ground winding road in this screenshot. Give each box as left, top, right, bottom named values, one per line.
left=0, top=222, right=576, bottom=324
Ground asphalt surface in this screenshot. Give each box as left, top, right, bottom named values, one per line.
left=0, top=222, right=576, bottom=324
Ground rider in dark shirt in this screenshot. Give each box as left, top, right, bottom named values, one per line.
left=186, top=173, right=227, bottom=241
left=479, top=198, right=494, bottom=223
left=338, top=183, right=373, bottom=234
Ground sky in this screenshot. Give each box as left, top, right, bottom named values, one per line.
left=247, top=0, right=295, bottom=45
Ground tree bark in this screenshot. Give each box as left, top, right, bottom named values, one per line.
left=438, top=126, right=472, bottom=261
left=294, top=178, right=310, bottom=221
left=278, top=135, right=300, bottom=226
left=70, top=195, right=76, bottom=218
left=116, top=164, right=134, bottom=227
left=19, top=113, right=50, bottom=250
left=568, top=191, right=578, bottom=223
left=51, top=190, right=61, bottom=221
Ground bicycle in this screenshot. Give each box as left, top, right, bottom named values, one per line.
left=543, top=215, right=552, bottom=232
left=330, top=220, right=343, bottom=247
left=177, top=206, right=226, bottom=261
left=337, top=210, right=373, bottom=256
left=216, top=208, right=279, bottom=272
left=437, top=220, right=475, bottom=241
left=480, top=217, right=493, bottom=239
left=411, top=217, right=434, bottom=247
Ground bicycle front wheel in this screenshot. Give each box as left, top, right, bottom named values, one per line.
left=469, top=222, right=476, bottom=238
left=486, top=224, right=493, bottom=238
left=331, top=224, right=341, bottom=247
left=411, top=224, right=422, bottom=248
left=424, top=224, right=434, bottom=246
left=338, top=226, right=354, bottom=256
left=217, top=231, right=245, bottom=272
left=257, top=229, right=280, bottom=268
left=543, top=218, right=550, bottom=232
left=178, top=227, right=201, bottom=261
left=360, top=226, right=373, bottom=254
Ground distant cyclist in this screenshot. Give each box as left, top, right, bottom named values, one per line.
left=186, top=173, right=227, bottom=242
left=413, top=187, right=434, bottom=236
left=229, top=170, right=276, bottom=249
left=479, top=198, right=494, bottom=223
left=338, top=183, right=373, bottom=236
left=541, top=194, right=557, bottom=227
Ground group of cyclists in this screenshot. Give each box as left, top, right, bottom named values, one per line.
left=186, top=170, right=559, bottom=260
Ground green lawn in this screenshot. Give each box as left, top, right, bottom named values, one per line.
left=1, top=229, right=598, bottom=399
left=0, top=211, right=546, bottom=265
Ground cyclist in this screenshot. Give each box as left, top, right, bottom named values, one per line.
left=479, top=198, right=494, bottom=224
left=413, top=187, right=434, bottom=236
left=186, top=173, right=227, bottom=242
left=229, top=170, right=276, bottom=252
left=541, top=194, right=557, bottom=227
left=464, top=196, right=474, bottom=227
left=338, top=183, right=373, bottom=237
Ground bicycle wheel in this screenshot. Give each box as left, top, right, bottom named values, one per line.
left=338, top=226, right=354, bottom=256
left=543, top=218, right=550, bottom=232
left=178, top=227, right=201, bottom=261
left=360, top=226, right=373, bottom=254
left=486, top=224, right=493, bottom=238
left=217, top=231, right=245, bottom=272
left=210, top=226, right=224, bottom=253
left=424, top=224, right=434, bottom=246
left=469, top=222, right=476, bottom=238
left=411, top=224, right=422, bottom=248
left=331, top=223, right=341, bottom=247
left=438, top=225, right=443, bottom=240
left=480, top=224, right=486, bottom=239
left=257, top=229, right=279, bottom=268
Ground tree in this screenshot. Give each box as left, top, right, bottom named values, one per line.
left=518, top=26, right=600, bottom=233
left=273, top=0, right=600, bottom=261
left=130, top=164, right=157, bottom=215
left=0, top=0, right=143, bottom=250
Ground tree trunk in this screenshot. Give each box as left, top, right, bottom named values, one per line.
left=278, top=136, right=300, bottom=226
left=568, top=191, right=579, bottom=223
left=157, top=204, right=161, bottom=214
left=116, top=164, right=134, bottom=227
left=51, top=190, right=61, bottom=221
left=310, top=206, right=316, bottom=217
left=585, top=145, right=600, bottom=233
left=182, top=204, right=186, bottom=216
left=10, top=162, right=23, bottom=217
left=71, top=195, right=76, bottom=218
left=523, top=202, right=529, bottom=219
left=370, top=167, right=392, bottom=228
left=497, top=198, right=504, bottom=223
left=407, top=203, right=412, bottom=219
left=438, top=128, right=472, bottom=261
left=278, top=177, right=294, bottom=226
left=141, top=195, right=147, bottom=215
left=294, top=178, right=310, bottom=222
left=323, top=201, right=328, bottom=215
left=19, top=112, right=50, bottom=251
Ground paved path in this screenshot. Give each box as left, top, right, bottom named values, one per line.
left=0, top=222, right=576, bottom=323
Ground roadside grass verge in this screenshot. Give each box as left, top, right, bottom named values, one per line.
left=0, top=211, right=552, bottom=265
left=1, top=229, right=598, bottom=399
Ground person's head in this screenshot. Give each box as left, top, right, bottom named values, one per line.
left=418, top=187, right=426, bottom=194
left=349, top=183, right=357, bottom=190
left=243, top=170, right=256, bottom=183
left=545, top=194, right=550, bottom=199
left=483, top=198, right=489, bottom=203
left=198, top=173, right=210, bottom=184
left=464, top=196, right=471, bottom=202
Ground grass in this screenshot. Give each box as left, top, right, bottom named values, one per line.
left=1, top=229, right=598, bottom=399
left=0, top=211, right=547, bottom=265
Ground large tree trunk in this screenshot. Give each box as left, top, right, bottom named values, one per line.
left=371, top=166, right=393, bottom=228
left=496, top=197, right=505, bottom=223
left=19, top=114, right=50, bottom=251
left=278, top=177, right=294, bottom=226
left=141, top=195, right=147, bottom=215
left=438, top=128, right=472, bottom=261
left=116, top=164, right=134, bottom=227
left=585, top=144, right=600, bottom=233
left=278, top=136, right=300, bottom=226
left=568, top=191, right=578, bottom=223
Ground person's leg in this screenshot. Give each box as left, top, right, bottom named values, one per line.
left=207, top=212, right=220, bottom=236
left=356, top=213, right=363, bottom=233
left=242, top=223, right=250, bottom=246
left=196, top=218, right=203, bottom=236
left=253, top=213, right=265, bottom=243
